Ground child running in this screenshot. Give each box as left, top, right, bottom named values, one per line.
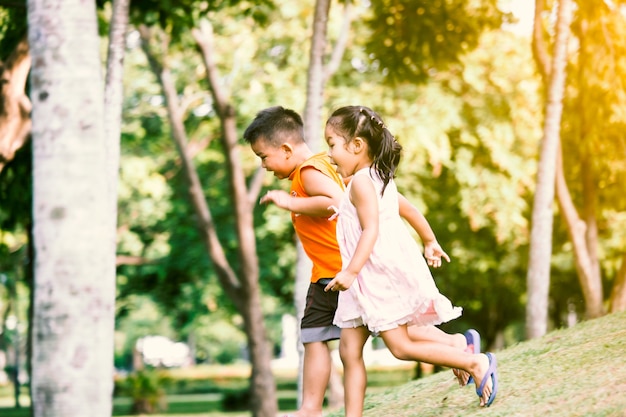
left=244, top=106, right=483, bottom=417
left=323, top=105, right=498, bottom=416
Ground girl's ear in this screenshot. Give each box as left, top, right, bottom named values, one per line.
left=352, top=137, right=366, bottom=153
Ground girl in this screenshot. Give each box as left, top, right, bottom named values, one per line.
left=323, top=106, right=498, bottom=416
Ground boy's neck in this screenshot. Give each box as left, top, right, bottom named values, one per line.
left=291, top=142, right=314, bottom=165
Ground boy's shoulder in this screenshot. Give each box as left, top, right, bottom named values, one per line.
left=296, top=152, right=344, bottom=189
left=299, top=152, right=333, bottom=169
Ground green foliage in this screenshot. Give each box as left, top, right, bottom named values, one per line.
left=221, top=387, right=251, bottom=411
left=115, top=295, right=176, bottom=369
left=336, top=28, right=543, bottom=342
left=564, top=0, right=626, bottom=209
left=0, top=2, right=27, bottom=62
left=113, top=1, right=313, bottom=364
left=364, top=0, right=509, bottom=84
left=559, top=0, right=626, bottom=293
left=0, top=145, right=31, bottom=348
left=118, top=369, right=169, bottom=414
left=2, top=0, right=621, bottom=377
left=0, top=143, right=30, bottom=232
left=125, top=0, right=276, bottom=42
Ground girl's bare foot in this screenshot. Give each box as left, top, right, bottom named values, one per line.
left=471, top=353, right=498, bottom=407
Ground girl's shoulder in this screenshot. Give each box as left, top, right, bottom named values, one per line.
left=349, top=167, right=382, bottom=195
left=355, top=167, right=384, bottom=187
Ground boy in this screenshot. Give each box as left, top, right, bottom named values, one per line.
left=244, top=106, right=470, bottom=417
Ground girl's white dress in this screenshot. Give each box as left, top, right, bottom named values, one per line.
left=334, top=168, right=462, bottom=333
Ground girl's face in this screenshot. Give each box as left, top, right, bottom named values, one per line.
left=325, top=124, right=357, bottom=178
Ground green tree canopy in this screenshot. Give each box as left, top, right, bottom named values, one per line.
left=364, top=0, right=509, bottom=84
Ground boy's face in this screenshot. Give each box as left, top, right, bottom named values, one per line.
left=250, top=137, right=294, bottom=180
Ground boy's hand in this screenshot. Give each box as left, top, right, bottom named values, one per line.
left=324, top=270, right=357, bottom=292
left=260, top=190, right=292, bottom=210
left=424, top=241, right=450, bottom=268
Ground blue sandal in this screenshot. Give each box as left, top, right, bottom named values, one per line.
left=465, top=329, right=481, bottom=384
left=476, top=352, right=498, bottom=407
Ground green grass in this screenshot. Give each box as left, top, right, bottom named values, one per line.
left=326, top=311, right=626, bottom=417
left=2, top=312, right=625, bottom=416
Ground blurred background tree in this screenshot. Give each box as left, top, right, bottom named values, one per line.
left=0, top=0, right=625, bottom=414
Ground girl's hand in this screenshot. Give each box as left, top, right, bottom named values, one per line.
left=424, top=241, right=450, bottom=268
left=324, top=270, right=357, bottom=292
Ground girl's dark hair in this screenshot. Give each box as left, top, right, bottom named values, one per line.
left=327, top=106, right=402, bottom=194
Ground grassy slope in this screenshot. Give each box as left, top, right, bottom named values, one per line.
left=327, top=311, right=626, bottom=417
left=1, top=312, right=625, bottom=417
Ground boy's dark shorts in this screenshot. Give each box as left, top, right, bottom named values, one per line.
left=300, top=278, right=341, bottom=344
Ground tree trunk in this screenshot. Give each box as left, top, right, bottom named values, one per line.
left=609, top=253, right=626, bottom=313
left=300, top=0, right=351, bottom=409
left=139, top=23, right=277, bottom=417
left=553, top=10, right=603, bottom=319
left=580, top=156, right=602, bottom=311
left=28, top=0, right=116, bottom=415
left=191, top=23, right=276, bottom=417
left=535, top=0, right=605, bottom=320
left=104, top=0, right=130, bottom=212
left=303, top=0, right=331, bottom=154
left=555, top=144, right=604, bottom=318
left=526, top=0, right=572, bottom=339
left=0, top=36, right=31, bottom=173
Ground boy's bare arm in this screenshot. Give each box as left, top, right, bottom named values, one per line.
left=297, top=167, right=344, bottom=217
left=261, top=167, right=343, bottom=217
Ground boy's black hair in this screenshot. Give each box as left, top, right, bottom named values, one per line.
left=243, top=106, right=305, bottom=146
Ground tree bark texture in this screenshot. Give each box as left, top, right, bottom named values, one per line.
left=552, top=11, right=604, bottom=319
left=526, top=0, right=572, bottom=339
left=193, top=23, right=275, bottom=417
left=303, top=0, right=331, bottom=154
left=140, top=24, right=277, bottom=417
left=534, top=0, right=606, bottom=320
left=531, top=0, right=550, bottom=82
left=28, top=0, right=117, bottom=415
left=610, top=253, right=626, bottom=312
left=555, top=144, right=604, bottom=318
left=104, top=0, right=130, bottom=216
left=0, top=37, right=31, bottom=173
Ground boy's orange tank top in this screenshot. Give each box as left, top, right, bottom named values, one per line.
left=289, top=152, right=344, bottom=283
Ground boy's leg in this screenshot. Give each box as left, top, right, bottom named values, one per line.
left=292, top=281, right=341, bottom=417
left=298, top=341, right=332, bottom=416
left=339, top=326, right=370, bottom=417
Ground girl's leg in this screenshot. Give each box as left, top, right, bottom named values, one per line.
left=380, top=325, right=494, bottom=406
left=339, top=326, right=370, bottom=417
left=407, top=325, right=465, bottom=349
left=406, top=325, right=470, bottom=385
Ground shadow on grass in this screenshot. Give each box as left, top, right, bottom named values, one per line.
left=0, top=390, right=299, bottom=416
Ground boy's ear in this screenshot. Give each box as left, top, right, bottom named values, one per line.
left=280, top=142, right=294, bottom=158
